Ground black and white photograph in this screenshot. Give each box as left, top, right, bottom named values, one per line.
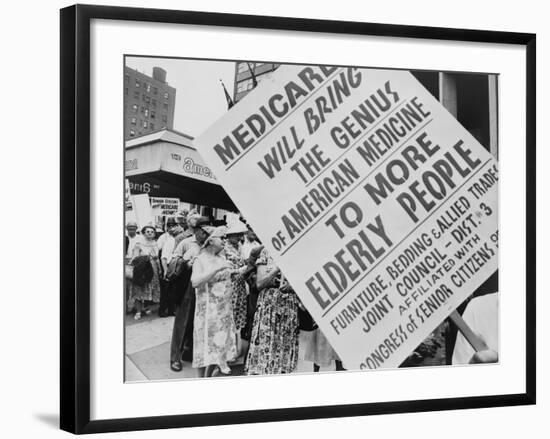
left=55, top=3, right=537, bottom=433
left=1, top=0, right=544, bottom=436
left=124, top=57, right=499, bottom=381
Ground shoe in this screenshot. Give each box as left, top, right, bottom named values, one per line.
left=170, top=361, right=183, bottom=372
left=134, top=312, right=142, bottom=320
left=211, top=366, right=231, bottom=377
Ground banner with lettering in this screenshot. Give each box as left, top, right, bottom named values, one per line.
left=196, top=65, right=498, bottom=370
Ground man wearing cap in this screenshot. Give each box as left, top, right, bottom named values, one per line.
left=169, top=214, right=211, bottom=371
left=125, top=221, right=144, bottom=312
left=125, top=221, right=143, bottom=258
left=156, top=217, right=180, bottom=317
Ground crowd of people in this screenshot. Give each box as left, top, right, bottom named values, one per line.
left=125, top=211, right=498, bottom=378
left=125, top=211, right=344, bottom=377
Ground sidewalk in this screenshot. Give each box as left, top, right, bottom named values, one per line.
left=125, top=313, right=334, bottom=382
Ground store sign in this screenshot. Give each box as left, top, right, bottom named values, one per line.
left=164, top=145, right=217, bottom=183
left=196, top=65, right=498, bottom=369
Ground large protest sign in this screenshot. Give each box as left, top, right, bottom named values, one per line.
left=196, top=65, right=498, bottom=370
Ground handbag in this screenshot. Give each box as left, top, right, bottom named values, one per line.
left=298, top=306, right=317, bottom=331
left=132, top=255, right=154, bottom=286
left=166, top=256, right=185, bottom=280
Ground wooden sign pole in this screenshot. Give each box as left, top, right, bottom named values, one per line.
left=449, top=310, right=489, bottom=352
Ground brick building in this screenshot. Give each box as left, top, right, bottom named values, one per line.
left=233, top=61, right=279, bottom=103
left=124, top=66, right=176, bottom=140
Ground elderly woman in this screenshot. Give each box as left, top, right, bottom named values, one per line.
left=245, top=248, right=299, bottom=375
left=191, top=226, right=242, bottom=377
left=130, top=225, right=161, bottom=320
left=224, top=220, right=250, bottom=353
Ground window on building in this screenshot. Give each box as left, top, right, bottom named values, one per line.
left=163, top=103, right=168, bottom=110
left=150, top=123, right=155, bottom=130
left=125, top=74, right=130, bottom=84
left=130, top=117, right=137, bottom=125
left=150, top=111, right=155, bottom=119
left=129, top=129, right=135, bottom=137
left=133, top=91, right=140, bottom=99
left=144, top=109, right=149, bottom=117
left=132, top=104, right=138, bottom=113
left=144, top=96, right=150, bottom=104
left=135, top=80, right=140, bottom=88
left=143, top=121, right=147, bottom=128
left=164, top=92, right=169, bottom=99
left=237, top=79, right=253, bottom=93
left=146, top=83, right=151, bottom=92
left=162, top=114, right=167, bottom=122
left=153, top=87, right=158, bottom=95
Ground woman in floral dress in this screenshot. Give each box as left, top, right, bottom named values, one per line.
left=191, top=226, right=238, bottom=377
left=224, top=221, right=249, bottom=332
left=130, top=225, right=161, bottom=320
left=245, top=248, right=299, bottom=375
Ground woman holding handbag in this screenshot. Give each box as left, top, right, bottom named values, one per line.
left=245, top=248, right=299, bottom=375
left=130, top=225, right=161, bottom=320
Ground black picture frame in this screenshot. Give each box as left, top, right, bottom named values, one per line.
left=60, top=4, right=536, bottom=434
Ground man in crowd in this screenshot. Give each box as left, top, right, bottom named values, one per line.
left=169, top=214, right=211, bottom=372
left=125, top=221, right=143, bottom=312
left=125, top=220, right=142, bottom=258
left=157, top=217, right=180, bottom=317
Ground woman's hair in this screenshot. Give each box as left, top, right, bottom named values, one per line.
left=141, top=225, right=156, bottom=235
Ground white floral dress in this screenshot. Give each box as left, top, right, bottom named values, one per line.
left=192, top=253, right=237, bottom=373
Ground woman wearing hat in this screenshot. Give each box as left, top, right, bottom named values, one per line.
left=224, top=220, right=250, bottom=356
left=130, top=225, right=161, bottom=320
left=190, top=226, right=239, bottom=377
left=245, top=248, right=299, bottom=375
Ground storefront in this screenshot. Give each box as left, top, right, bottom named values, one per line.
left=125, top=129, right=238, bottom=223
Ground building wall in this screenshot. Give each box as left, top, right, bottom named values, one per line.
left=233, top=61, right=279, bottom=103
left=124, top=66, right=176, bottom=140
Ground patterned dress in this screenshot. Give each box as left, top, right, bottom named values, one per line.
left=192, top=252, right=237, bottom=373
left=245, top=249, right=299, bottom=375
left=224, top=242, right=248, bottom=330
left=130, top=240, right=161, bottom=304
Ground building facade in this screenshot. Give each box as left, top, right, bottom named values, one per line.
left=124, top=66, right=176, bottom=140
left=232, top=62, right=498, bottom=157
left=233, top=61, right=279, bottom=103
left=125, top=129, right=237, bottom=228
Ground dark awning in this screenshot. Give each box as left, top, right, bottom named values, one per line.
left=128, top=170, right=237, bottom=211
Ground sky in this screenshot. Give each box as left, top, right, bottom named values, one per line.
left=126, top=57, right=237, bottom=138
